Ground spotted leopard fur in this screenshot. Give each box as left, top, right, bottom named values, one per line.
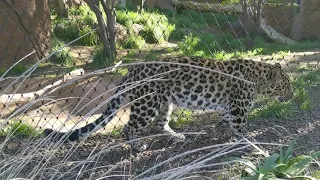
left=44, top=56, right=293, bottom=152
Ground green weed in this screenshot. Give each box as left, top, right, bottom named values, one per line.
left=169, top=108, right=193, bottom=129
left=109, top=127, right=122, bottom=138
left=312, top=170, right=320, bottom=179
left=0, top=65, right=30, bottom=77
left=145, top=52, right=158, bottom=61
left=116, top=68, right=128, bottom=76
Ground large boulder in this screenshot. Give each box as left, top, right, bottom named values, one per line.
left=301, top=0, right=320, bottom=39
left=0, top=0, right=52, bottom=69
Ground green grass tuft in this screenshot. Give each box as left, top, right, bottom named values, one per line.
left=250, top=99, right=294, bottom=119
left=0, top=121, right=40, bottom=138
left=0, top=65, right=30, bottom=77
left=92, top=46, right=114, bottom=68
left=51, top=36, right=75, bottom=66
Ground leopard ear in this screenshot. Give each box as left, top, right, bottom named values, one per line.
left=268, top=63, right=282, bottom=81
left=274, top=63, right=282, bottom=70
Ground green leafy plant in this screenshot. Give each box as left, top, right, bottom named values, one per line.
left=236, top=140, right=320, bottom=179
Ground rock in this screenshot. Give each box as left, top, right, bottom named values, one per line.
left=0, top=0, right=52, bottom=69
left=115, top=23, right=127, bottom=43
left=132, top=23, right=144, bottom=35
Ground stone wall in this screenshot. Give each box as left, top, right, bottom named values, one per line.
left=0, top=0, right=51, bottom=69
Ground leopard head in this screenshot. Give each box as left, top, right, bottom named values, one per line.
left=262, top=63, right=293, bottom=102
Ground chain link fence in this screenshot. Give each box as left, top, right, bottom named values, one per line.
left=1, top=0, right=320, bottom=179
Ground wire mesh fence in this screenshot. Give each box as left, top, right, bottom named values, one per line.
left=1, top=0, right=320, bottom=179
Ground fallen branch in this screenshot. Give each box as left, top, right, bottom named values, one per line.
left=259, top=17, right=297, bottom=45
left=171, top=0, right=243, bottom=13
left=0, top=68, right=85, bottom=105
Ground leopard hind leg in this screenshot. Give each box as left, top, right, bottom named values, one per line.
left=124, top=94, right=161, bottom=152
left=155, top=102, right=185, bottom=142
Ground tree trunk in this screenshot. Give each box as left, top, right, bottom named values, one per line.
left=84, top=0, right=116, bottom=64
left=101, top=0, right=116, bottom=60
left=139, top=0, right=145, bottom=14
left=49, top=0, right=69, bottom=18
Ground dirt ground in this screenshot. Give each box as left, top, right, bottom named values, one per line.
left=1, top=81, right=320, bottom=179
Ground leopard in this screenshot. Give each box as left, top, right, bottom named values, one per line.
left=44, top=56, right=293, bottom=152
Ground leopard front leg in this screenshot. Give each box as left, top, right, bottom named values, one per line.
left=219, top=102, right=253, bottom=138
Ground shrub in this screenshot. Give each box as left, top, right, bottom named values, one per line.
left=52, top=5, right=99, bottom=46
left=122, top=35, right=145, bottom=49
left=116, top=10, right=175, bottom=44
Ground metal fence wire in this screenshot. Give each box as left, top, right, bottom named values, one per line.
left=1, top=0, right=320, bottom=179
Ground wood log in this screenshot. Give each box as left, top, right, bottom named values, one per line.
left=0, top=68, right=85, bottom=104
left=171, top=0, right=243, bottom=13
